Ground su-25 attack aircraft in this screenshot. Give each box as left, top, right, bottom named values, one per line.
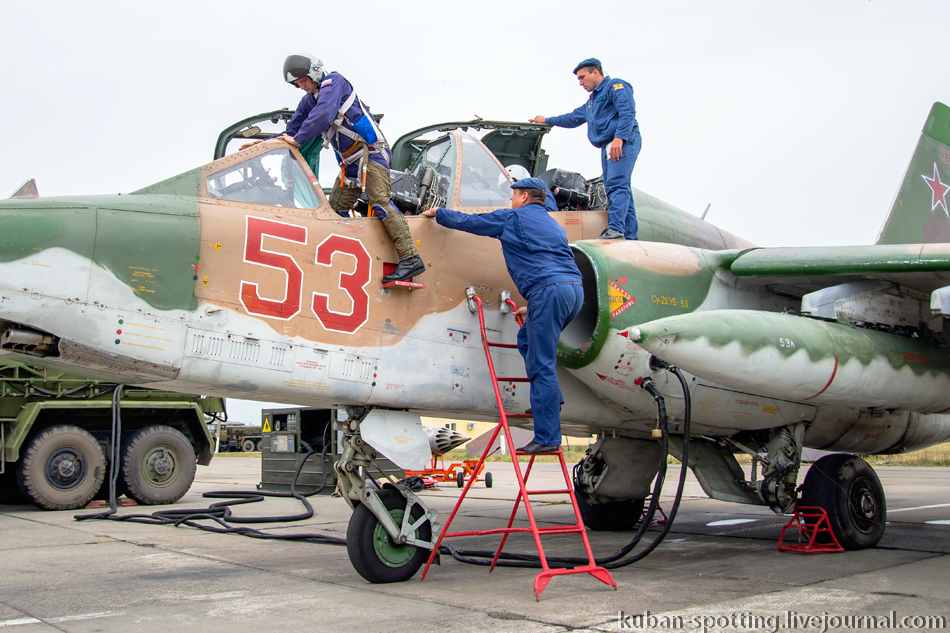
left=2, top=102, right=950, bottom=584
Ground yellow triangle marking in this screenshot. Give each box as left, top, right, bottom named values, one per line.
left=262, top=419, right=271, bottom=433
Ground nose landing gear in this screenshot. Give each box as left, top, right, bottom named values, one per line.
left=347, top=489, right=434, bottom=583
left=335, top=407, right=440, bottom=583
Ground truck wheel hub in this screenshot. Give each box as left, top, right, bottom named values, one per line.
left=143, top=448, right=176, bottom=484
left=45, top=448, right=85, bottom=490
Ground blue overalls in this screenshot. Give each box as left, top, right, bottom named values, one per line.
left=435, top=204, right=584, bottom=446
left=546, top=76, right=641, bottom=239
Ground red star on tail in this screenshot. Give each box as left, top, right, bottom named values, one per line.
left=923, top=162, right=950, bottom=214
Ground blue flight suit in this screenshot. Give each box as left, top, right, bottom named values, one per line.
left=546, top=76, right=641, bottom=239
left=283, top=71, right=390, bottom=178
left=435, top=204, right=583, bottom=446
left=278, top=72, right=422, bottom=270
left=278, top=72, right=405, bottom=225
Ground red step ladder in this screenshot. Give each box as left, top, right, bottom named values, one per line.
left=420, top=294, right=616, bottom=600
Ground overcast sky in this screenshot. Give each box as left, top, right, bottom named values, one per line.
left=2, top=0, right=947, bottom=423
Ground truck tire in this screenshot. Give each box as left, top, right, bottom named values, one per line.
left=16, top=425, right=106, bottom=510
left=121, top=425, right=196, bottom=505
left=241, top=439, right=255, bottom=452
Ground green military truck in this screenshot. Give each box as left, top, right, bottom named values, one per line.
left=212, top=423, right=263, bottom=453
left=0, top=359, right=225, bottom=510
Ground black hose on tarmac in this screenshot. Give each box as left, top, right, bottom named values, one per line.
left=75, top=422, right=346, bottom=546
left=74, top=364, right=692, bottom=568
left=75, top=385, right=124, bottom=520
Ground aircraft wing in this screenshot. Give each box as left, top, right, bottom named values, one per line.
left=725, top=243, right=950, bottom=298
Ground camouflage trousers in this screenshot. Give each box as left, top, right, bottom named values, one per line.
left=329, top=160, right=419, bottom=261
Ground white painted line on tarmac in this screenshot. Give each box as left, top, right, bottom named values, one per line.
left=47, top=612, right=121, bottom=623
left=0, top=618, right=40, bottom=627
left=0, top=612, right=121, bottom=628
left=888, top=503, right=950, bottom=513
left=706, top=518, right=758, bottom=526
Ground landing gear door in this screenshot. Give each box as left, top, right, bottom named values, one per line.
left=359, top=410, right=432, bottom=471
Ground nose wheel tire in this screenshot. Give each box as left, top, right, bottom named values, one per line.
left=800, top=453, right=886, bottom=550
left=346, top=489, right=432, bottom=583
left=16, top=425, right=106, bottom=510
left=121, top=425, right=196, bottom=506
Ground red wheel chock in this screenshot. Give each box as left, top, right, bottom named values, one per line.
left=777, top=505, right=844, bottom=554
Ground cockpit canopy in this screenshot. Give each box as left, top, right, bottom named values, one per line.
left=206, top=149, right=319, bottom=209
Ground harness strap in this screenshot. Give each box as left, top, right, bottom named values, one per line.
left=326, top=88, right=390, bottom=187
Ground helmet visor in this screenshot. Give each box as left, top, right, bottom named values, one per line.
left=283, top=55, right=313, bottom=84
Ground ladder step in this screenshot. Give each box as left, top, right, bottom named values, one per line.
left=506, top=413, right=533, bottom=419
left=487, top=342, right=518, bottom=349
left=445, top=525, right=585, bottom=538
left=524, top=489, right=572, bottom=495
left=496, top=377, right=529, bottom=382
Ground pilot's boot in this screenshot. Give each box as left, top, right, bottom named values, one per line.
left=381, top=211, right=425, bottom=283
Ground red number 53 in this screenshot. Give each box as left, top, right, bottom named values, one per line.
left=239, top=216, right=372, bottom=334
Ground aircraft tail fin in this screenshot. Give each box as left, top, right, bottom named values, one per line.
left=9, top=179, right=38, bottom=199
left=876, top=102, right=950, bottom=245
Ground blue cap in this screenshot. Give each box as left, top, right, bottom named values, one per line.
left=511, top=177, right=547, bottom=191
left=573, top=57, right=601, bottom=74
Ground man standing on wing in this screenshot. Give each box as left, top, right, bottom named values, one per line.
left=421, top=178, right=583, bottom=454
left=530, top=57, right=641, bottom=240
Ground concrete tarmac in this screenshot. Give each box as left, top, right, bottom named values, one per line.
left=1, top=457, right=948, bottom=632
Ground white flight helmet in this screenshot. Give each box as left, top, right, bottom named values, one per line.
left=283, top=54, right=325, bottom=85
left=506, top=164, right=531, bottom=181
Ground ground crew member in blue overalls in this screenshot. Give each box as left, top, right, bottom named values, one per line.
left=421, top=178, right=583, bottom=454
left=530, top=58, right=641, bottom=240
left=243, top=54, right=424, bottom=283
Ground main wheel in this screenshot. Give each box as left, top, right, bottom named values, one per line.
left=16, top=425, right=106, bottom=510
left=241, top=439, right=255, bottom=452
left=121, top=425, right=197, bottom=505
left=575, top=491, right=646, bottom=531
left=800, top=453, right=886, bottom=550
left=346, top=489, right=432, bottom=583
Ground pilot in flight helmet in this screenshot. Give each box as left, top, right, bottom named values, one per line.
left=283, top=54, right=324, bottom=85
left=506, top=164, right=531, bottom=181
